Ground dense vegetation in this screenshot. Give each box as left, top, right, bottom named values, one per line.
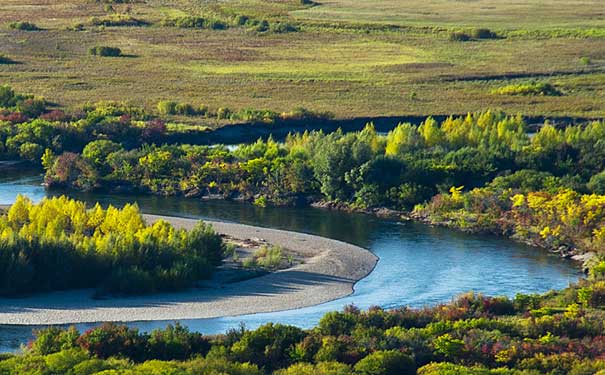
left=0, top=195, right=224, bottom=295
left=4, top=266, right=605, bottom=374
left=0, top=85, right=331, bottom=165
left=39, top=110, right=605, bottom=259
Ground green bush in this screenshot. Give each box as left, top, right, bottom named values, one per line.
left=216, top=107, right=232, bottom=120
left=471, top=28, right=498, bottom=39
left=449, top=31, right=471, bottom=41
left=252, top=20, right=270, bottom=33
left=89, top=14, right=148, bottom=27
left=270, top=23, right=298, bottom=33
left=162, top=16, right=227, bottom=30
left=157, top=100, right=178, bottom=115
left=354, top=350, right=416, bottom=375
left=175, top=102, right=197, bottom=116
left=588, top=171, right=605, bottom=194
left=88, top=46, right=122, bottom=57
left=492, top=82, right=562, bottom=96
left=9, top=21, right=40, bottom=31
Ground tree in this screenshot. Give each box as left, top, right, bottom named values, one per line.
left=354, top=350, right=416, bottom=375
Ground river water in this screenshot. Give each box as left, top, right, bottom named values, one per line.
left=0, top=168, right=580, bottom=351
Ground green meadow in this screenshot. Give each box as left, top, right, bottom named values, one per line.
left=0, top=0, right=604, bottom=125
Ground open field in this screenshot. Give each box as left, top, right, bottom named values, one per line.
left=291, top=0, right=605, bottom=30
left=0, top=0, right=604, bottom=124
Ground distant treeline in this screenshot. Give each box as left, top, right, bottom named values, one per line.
left=0, top=85, right=330, bottom=164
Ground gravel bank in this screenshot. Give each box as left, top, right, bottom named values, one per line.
left=0, top=214, right=378, bottom=325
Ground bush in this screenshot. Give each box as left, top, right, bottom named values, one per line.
left=162, top=16, right=227, bottom=30
left=492, top=82, right=562, bottom=96
left=9, top=21, right=41, bottom=31
left=243, top=246, right=284, bottom=270
left=216, top=107, right=232, bottom=120
left=157, top=100, right=178, bottom=115
left=147, top=323, right=211, bottom=360
left=252, top=20, right=270, bottom=33
left=77, top=323, right=147, bottom=360
left=88, top=46, right=122, bottom=57
left=270, top=23, right=298, bottom=33
left=0, top=195, right=224, bottom=295
left=449, top=31, right=471, bottom=41
left=231, top=323, right=305, bottom=370
left=354, top=350, right=416, bottom=375
left=471, top=28, right=498, bottom=39
left=588, top=171, right=605, bottom=194
left=0, top=54, right=16, bottom=64
left=89, top=14, right=148, bottom=27
left=175, top=102, right=197, bottom=116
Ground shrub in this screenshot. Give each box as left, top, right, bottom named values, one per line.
left=270, top=23, right=298, bottom=33
left=162, top=16, right=227, bottom=30
left=16, top=98, right=46, bottom=117
left=89, top=46, right=122, bottom=57
left=0, top=195, right=224, bottom=295
left=89, top=14, right=148, bottom=27
left=471, top=28, right=498, bottom=39
left=29, top=327, right=79, bottom=355
left=243, top=246, right=284, bottom=270
left=233, top=15, right=250, bottom=26
left=588, top=171, right=605, bottom=194
left=216, top=107, right=232, bottom=120
left=252, top=20, right=270, bottom=33
left=175, top=102, right=197, bottom=116
left=77, top=323, right=147, bottom=360
left=147, top=323, right=211, bottom=360
left=18, top=142, right=44, bottom=162
left=492, top=82, right=562, bottom=96
left=157, top=100, right=178, bottom=115
left=354, top=350, right=416, bottom=375
left=449, top=31, right=471, bottom=41
left=231, top=323, right=305, bottom=370
left=318, top=311, right=357, bottom=336
left=0, top=54, right=16, bottom=64
left=9, top=21, right=41, bottom=31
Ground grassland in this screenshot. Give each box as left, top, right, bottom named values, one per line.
left=0, top=0, right=604, bottom=125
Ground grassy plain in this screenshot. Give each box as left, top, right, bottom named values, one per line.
left=0, top=0, right=604, bottom=124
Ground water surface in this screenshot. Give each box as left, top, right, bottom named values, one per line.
left=0, top=168, right=579, bottom=351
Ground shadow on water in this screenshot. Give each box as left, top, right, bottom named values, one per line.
left=0, top=168, right=581, bottom=351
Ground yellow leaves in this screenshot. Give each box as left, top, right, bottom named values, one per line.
left=592, top=226, right=605, bottom=245
left=7, top=195, right=32, bottom=227
left=449, top=186, right=464, bottom=202
left=526, top=193, right=548, bottom=211
left=540, top=225, right=560, bottom=239
left=511, top=194, right=525, bottom=208
left=495, top=345, right=518, bottom=364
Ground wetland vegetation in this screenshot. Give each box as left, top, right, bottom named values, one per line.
left=1, top=0, right=605, bottom=373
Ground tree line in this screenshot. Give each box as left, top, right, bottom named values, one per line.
left=4, top=265, right=605, bottom=374
left=0, top=195, right=224, bottom=295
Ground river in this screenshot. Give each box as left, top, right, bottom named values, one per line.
left=0, top=168, right=580, bottom=351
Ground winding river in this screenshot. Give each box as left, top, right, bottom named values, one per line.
left=0, top=168, right=580, bottom=351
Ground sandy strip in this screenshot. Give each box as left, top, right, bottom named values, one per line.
left=0, top=213, right=378, bottom=325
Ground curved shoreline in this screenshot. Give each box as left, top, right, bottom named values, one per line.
left=0, top=213, right=378, bottom=325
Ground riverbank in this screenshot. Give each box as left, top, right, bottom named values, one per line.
left=0, top=212, right=378, bottom=325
